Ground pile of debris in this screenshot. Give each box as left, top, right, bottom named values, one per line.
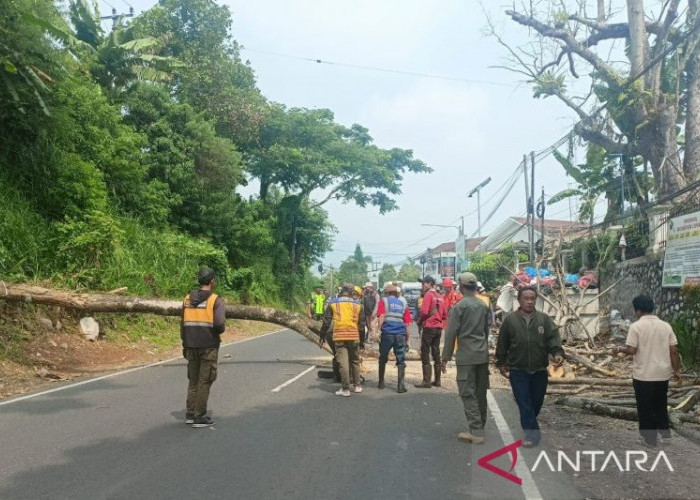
left=543, top=329, right=700, bottom=442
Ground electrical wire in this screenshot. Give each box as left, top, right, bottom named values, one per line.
left=243, top=47, right=519, bottom=88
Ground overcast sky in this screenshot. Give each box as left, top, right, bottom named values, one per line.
left=106, top=0, right=591, bottom=267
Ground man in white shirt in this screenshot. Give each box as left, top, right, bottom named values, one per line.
left=612, top=295, right=680, bottom=447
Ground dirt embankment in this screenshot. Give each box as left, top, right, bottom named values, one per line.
left=0, top=303, right=279, bottom=400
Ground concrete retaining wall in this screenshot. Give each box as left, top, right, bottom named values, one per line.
left=599, top=253, right=683, bottom=321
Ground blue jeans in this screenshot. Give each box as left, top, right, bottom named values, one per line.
left=509, top=369, right=548, bottom=444
left=379, top=333, right=407, bottom=366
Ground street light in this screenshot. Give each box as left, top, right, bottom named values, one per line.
left=467, top=177, right=492, bottom=238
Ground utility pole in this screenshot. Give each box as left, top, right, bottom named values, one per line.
left=529, top=151, right=536, bottom=265
left=467, top=177, right=492, bottom=238
left=540, top=186, right=545, bottom=257
left=101, top=6, right=134, bottom=29
left=523, top=155, right=530, bottom=264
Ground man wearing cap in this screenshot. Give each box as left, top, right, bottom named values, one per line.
left=376, top=284, right=412, bottom=393
left=308, top=286, right=326, bottom=321
left=181, top=268, right=227, bottom=428
left=441, top=272, right=490, bottom=443
left=362, top=282, right=380, bottom=344
left=415, top=275, right=447, bottom=388
left=476, top=282, right=495, bottom=326
left=443, top=278, right=463, bottom=315
left=319, top=283, right=366, bottom=397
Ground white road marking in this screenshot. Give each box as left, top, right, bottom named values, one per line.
left=271, top=365, right=316, bottom=392
left=486, top=389, right=543, bottom=500
left=0, top=328, right=288, bottom=407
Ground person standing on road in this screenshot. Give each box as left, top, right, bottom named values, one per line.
left=181, top=268, right=226, bottom=428
left=476, top=282, right=495, bottom=326
left=319, top=283, right=366, bottom=397
left=362, top=282, right=380, bottom=344
left=443, top=278, right=463, bottom=314
left=415, top=276, right=446, bottom=388
left=611, top=295, right=680, bottom=447
left=495, top=286, right=564, bottom=447
left=309, top=286, right=326, bottom=321
left=441, top=272, right=490, bottom=444
left=376, top=284, right=411, bottom=393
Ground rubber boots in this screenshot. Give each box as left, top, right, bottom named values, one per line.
left=432, top=363, right=441, bottom=387
left=397, top=366, right=407, bottom=393
left=378, top=363, right=386, bottom=389
left=414, top=364, right=432, bottom=388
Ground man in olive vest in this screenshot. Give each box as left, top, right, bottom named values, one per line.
left=309, top=287, right=326, bottom=320
left=181, top=268, right=226, bottom=427
left=319, top=283, right=366, bottom=397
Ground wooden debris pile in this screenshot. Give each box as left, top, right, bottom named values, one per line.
left=547, top=338, right=700, bottom=442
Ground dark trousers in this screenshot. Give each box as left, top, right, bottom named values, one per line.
left=509, top=369, right=548, bottom=444
left=633, top=379, right=670, bottom=445
left=185, top=347, right=219, bottom=417
left=379, top=333, right=407, bottom=366
left=420, top=327, right=442, bottom=365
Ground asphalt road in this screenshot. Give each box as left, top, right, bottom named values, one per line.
left=0, top=330, right=581, bottom=500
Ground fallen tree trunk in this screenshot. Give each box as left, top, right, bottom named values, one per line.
left=564, top=348, right=617, bottom=377
left=0, top=283, right=332, bottom=354
left=556, top=396, right=700, bottom=442
left=554, top=396, right=639, bottom=420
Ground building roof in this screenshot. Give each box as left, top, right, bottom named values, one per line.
left=511, top=217, right=589, bottom=234
left=431, top=241, right=455, bottom=253
left=465, top=236, right=487, bottom=251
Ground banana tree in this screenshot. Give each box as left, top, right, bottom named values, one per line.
left=68, top=0, right=182, bottom=98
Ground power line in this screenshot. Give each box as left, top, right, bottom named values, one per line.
left=243, top=47, right=518, bottom=88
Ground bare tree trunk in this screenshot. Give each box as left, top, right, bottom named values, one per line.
left=685, top=2, right=700, bottom=181
left=638, top=103, right=686, bottom=197
left=0, top=283, right=328, bottom=352
left=597, top=0, right=606, bottom=23
left=627, top=0, right=648, bottom=83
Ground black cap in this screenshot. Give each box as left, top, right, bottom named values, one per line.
left=419, top=275, right=436, bottom=285
left=198, top=267, right=216, bottom=285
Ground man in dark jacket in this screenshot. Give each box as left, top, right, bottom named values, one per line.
left=495, top=286, right=563, bottom=447
left=181, top=268, right=226, bottom=427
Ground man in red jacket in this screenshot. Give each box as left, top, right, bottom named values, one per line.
left=443, top=278, right=463, bottom=313
left=415, top=276, right=447, bottom=388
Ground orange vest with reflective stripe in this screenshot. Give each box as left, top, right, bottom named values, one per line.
left=183, top=293, right=218, bottom=327
left=330, top=297, right=361, bottom=342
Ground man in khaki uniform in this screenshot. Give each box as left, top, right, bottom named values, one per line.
left=441, top=272, right=490, bottom=444
left=181, top=268, right=226, bottom=428
left=612, top=295, right=680, bottom=447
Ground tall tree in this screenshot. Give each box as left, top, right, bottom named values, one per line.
left=396, top=262, right=421, bottom=282
left=337, top=244, right=372, bottom=285
left=378, top=263, right=397, bottom=286
left=494, top=0, right=700, bottom=201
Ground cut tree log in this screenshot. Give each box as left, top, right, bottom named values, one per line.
left=564, top=348, right=617, bottom=377
left=0, top=283, right=332, bottom=354
left=554, top=396, right=639, bottom=420
left=673, top=389, right=700, bottom=412
left=556, top=396, right=700, bottom=442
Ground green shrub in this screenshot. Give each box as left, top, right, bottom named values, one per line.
left=0, top=177, right=53, bottom=280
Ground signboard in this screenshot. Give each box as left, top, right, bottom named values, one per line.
left=438, top=253, right=456, bottom=279
left=662, top=210, right=700, bottom=287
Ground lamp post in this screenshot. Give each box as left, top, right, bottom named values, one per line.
left=468, top=177, right=492, bottom=238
